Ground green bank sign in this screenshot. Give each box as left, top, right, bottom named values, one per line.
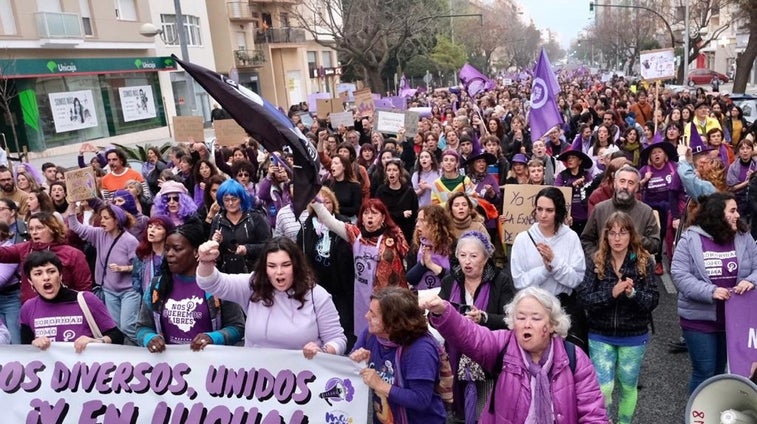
left=0, top=57, right=176, bottom=78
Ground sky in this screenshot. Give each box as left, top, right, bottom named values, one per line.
left=518, top=0, right=595, bottom=50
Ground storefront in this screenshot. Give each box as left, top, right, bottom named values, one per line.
left=0, top=56, right=176, bottom=152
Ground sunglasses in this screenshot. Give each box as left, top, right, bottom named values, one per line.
left=165, top=195, right=180, bottom=203
left=237, top=172, right=250, bottom=177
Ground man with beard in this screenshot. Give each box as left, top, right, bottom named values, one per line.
left=0, top=166, right=29, bottom=217
left=580, top=165, right=660, bottom=258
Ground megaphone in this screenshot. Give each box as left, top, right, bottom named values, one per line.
left=686, top=374, right=757, bottom=424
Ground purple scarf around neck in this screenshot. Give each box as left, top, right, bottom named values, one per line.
left=449, top=280, right=491, bottom=311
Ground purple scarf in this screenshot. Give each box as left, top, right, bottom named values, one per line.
left=520, top=339, right=555, bottom=424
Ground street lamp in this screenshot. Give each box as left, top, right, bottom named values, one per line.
left=139, top=0, right=196, bottom=116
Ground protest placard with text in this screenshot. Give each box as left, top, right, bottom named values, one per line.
left=64, top=167, right=98, bottom=202
left=500, top=184, right=571, bottom=244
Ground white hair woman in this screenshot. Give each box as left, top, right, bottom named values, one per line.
left=422, top=286, right=608, bottom=424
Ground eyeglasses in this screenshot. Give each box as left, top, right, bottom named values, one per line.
left=608, top=230, right=630, bottom=238
left=237, top=172, right=250, bottom=178
left=223, top=196, right=240, bottom=204
left=0, top=207, right=10, bottom=211
left=166, top=195, right=180, bottom=203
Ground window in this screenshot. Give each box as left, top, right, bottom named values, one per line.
left=251, top=12, right=260, bottom=29
left=321, top=51, right=332, bottom=68
left=160, top=14, right=202, bottom=46
left=114, top=0, right=137, bottom=21
left=0, top=0, right=17, bottom=35
left=79, top=0, right=93, bottom=36
left=280, top=12, right=289, bottom=28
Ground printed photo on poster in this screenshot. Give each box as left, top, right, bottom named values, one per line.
left=119, top=85, right=157, bottom=122
left=639, top=48, right=676, bottom=81
left=48, top=90, right=98, bottom=133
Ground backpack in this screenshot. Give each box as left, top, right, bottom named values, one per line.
left=487, top=338, right=576, bottom=414
left=396, top=333, right=454, bottom=404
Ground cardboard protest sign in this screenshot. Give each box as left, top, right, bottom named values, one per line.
left=330, top=111, right=355, bottom=129
left=404, top=111, right=420, bottom=138
left=315, top=98, right=343, bottom=119
left=354, top=88, right=375, bottom=118
left=64, top=166, right=98, bottom=202
left=213, top=119, right=248, bottom=146
left=500, top=184, right=571, bottom=244
left=172, top=116, right=204, bottom=142
left=0, top=344, right=369, bottom=424
left=374, top=109, right=406, bottom=135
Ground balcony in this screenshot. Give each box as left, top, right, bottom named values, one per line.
left=254, top=27, right=306, bottom=44
left=227, top=2, right=254, bottom=21
left=234, top=49, right=266, bottom=68
left=251, top=0, right=300, bottom=4
left=35, top=12, right=83, bottom=46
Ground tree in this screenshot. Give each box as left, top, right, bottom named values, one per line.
left=456, top=0, right=513, bottom=73
left=430, top=35, right=467, bottom=73
left=0, top=55, right=21, bottom=157
left=732, top=0, right=757, bottom=93
left=293, top=0, right=444, bottom=93
left=505, top=21, right=542, bottom=69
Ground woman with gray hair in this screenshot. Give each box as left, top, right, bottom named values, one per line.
left=437, top=230, right=515, bottom=423
left=422, top=286, right=608, bottom=424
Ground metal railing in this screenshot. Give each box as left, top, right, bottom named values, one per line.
left=254, top=27, right=306, bottom=44
left=35, top=12, right=82, bottom=38
left=234, top=49, right=266, bottom=67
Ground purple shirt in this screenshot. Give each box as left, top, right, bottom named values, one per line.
left=414, top=249, right=450, bottom=291
left=20, top=291, right=115, bottom=342
left=681, top=236, right=737, bottom=333
left=640, top=162, right=678, bottom=205
left=555, top=171, right=591, bottom=221
left=160, top=275, right=213, bottom=345
left=354, top=329, right=447, bottom=424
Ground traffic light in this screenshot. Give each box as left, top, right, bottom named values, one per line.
left=589, top=2, right=594, bottom=11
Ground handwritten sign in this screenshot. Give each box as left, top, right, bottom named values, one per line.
left=0, top=344, right=369, bottom=424
left=213, top=119, right=247, bottom=146
left=404, top=111, right=420, bottom=138
left=330, top=111, right=355, bottom=129
left=353, top=88, right=375, bottom=118
left=64, top=167, right=98, bottom=202
left=500, top=184, right=572, bottom=244
left=374, top=110, right=406, bottom=135
left=172, top=116, right=204, bottom=142
left=639, top=48, right=676, bottom=81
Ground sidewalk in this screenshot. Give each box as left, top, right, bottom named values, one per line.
left=25, top=127, right=216, bottom=170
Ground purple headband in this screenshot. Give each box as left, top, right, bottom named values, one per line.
left=458, top=230, right=495, bottom=257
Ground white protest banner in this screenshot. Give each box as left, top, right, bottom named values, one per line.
left=500, top=184, right=571, bottom=244
left=0, top=344, right=368, bottom=424
left=48, top=90, right=98, bottom=133
left=639, top=48, right=676, bottom=81
left=118, top=85, right=157, bottom=122
left=330, top=111, right=355, bottom=129
left=374, top=109, right=406, bottom=135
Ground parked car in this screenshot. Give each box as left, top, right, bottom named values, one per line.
left=687, top=68, right=729, bottom=86
left=731, top=94, right=757, bottom=125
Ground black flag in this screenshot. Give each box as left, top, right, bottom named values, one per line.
left=172, top=55, right=321, bottom=216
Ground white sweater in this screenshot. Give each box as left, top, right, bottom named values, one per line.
left=510, top=223, right=586, bottom=296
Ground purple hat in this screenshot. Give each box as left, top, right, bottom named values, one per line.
left=112, top=189, right=139, bottom=215
left=441, top=148, right=461, bottom=162
left=511, top=153, right=529, bottom=165
left=688, top=122, right=713, bottom=156
left=107, top=204, right=128, bottom=229
left=157, top=180, right=188, bottom=197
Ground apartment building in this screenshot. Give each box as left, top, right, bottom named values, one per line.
left=206, top=0, right=341, bottom=109
left=0, top=0, right=179, bottom=153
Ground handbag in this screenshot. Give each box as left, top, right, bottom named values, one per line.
left=77, top=292, right=103, bottom=339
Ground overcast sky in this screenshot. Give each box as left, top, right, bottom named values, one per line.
left=519, top=0, right=595, bottom=49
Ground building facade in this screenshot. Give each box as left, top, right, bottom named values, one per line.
left=0, top=0, right=179, bottom=153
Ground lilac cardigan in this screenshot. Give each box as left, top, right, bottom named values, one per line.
left=429, top=302, right=608, bottom=424
left=196, top=268, right=347, bottom=353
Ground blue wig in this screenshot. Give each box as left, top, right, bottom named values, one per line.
left=216, top=179, right=253, bottom=212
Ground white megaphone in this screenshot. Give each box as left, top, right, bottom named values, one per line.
left=686, top=374, right=757, bottom=424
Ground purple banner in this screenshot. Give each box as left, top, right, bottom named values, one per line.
left=528, top=48, right=564, bottom=141
left=725, top=289, right=757, bottom=378
left=458, top=63, right=495, bottom=97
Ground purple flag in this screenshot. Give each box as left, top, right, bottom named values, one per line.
left=725, top=290, right=757, bottom=378
left=458, top=63, right=494, bottom=97
left=528, top=48, right=564, bottom=141
left=171, top=55, right=320, bottom=216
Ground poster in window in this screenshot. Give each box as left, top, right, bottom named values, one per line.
left=118, top=85, right=157, bottom=122
left=48, top=90, right=99, bottom=133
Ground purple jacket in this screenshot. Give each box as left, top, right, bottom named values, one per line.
left=430, top=302, right=607, bottom=424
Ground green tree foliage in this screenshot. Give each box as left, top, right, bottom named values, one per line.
left=430, top=35, right=467, bottom=73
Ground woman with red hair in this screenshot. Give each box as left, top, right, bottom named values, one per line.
left=312, top=197, right=408, bottom=337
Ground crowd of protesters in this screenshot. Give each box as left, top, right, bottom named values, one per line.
left=0, top=68, right=756, bottom=423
